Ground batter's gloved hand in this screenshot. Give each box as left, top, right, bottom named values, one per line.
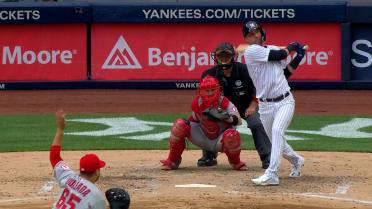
left=295, top=43, right=307, bottom=57
left=202, top=108, right=230, bottom=122
left=105, top=188, right=130, bottom=209
left=290, top=42, right=303, bottom=49
left=286, top=42, right=300, bottom=53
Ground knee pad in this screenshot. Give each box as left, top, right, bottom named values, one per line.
left=221, top=129, right=241, bottom=152
left=170, top=118, right=190, bottom=142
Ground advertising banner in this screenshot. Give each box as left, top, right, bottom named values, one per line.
left=351, top=24, right=372, bottom=80
left=0, top=24, right=86, bottom=81
left=0, top=2, right=91, bottom=24
left=91, top=22, right=341, bottom=81
left=92, top=2, right=346, bottom=23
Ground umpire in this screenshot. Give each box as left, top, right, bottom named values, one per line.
left=198, top=42, right=271, bottom=169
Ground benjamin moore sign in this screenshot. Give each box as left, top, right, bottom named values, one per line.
left=91, top=23, right=340, bottom=81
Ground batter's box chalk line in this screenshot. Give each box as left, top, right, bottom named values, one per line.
left=39, top=179, right=57, bottom=194
left=175, top=184, right=216, bottom=188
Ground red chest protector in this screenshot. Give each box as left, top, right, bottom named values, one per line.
left=191, top=96, right=232, bottom=139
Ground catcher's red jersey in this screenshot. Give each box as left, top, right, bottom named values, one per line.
left=191, top=95, right=239, bottom=139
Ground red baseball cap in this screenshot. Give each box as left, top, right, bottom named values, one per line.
left=80, top=154, right=106, bottom=173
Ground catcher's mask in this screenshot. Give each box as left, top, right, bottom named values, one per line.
left=211, top=42, right=235, bottom=71
left=242, top=21, right=266, bottom=42
left=198, top=75, right=221, bottom=108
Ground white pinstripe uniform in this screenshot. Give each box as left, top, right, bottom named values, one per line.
left=243, top=44, right=303, bottom=179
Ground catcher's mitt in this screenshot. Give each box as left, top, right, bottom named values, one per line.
left=202, top=108, right=230, bottom=122
left=105, top=188, right=130, bottom=209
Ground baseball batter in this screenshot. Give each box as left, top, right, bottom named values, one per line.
left=50, top=110, right=107, bottom=208
left=237, top=21, right=305, bottom=186
left=198, top=42, right=305, bottom=169
left=160, top=75, right=247, bottom=170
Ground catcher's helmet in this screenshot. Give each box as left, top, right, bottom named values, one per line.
left=198, top=75, right=221, bottom=108
left=242, top=21, right=266, bottom=42
left=211, top=42, right=236, bottom=70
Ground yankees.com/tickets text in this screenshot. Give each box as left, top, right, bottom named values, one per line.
left=142, top=8, right=295, bottom=19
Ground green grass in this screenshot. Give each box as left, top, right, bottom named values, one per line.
left=1, top=114, right=372, bottom=152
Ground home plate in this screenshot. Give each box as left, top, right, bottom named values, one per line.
left=175, top=184, right=216, bottom=188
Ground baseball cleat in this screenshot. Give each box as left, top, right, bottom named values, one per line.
left=161, top=163, right=173, bottom=170
left=232, top=161, right=248, bottom=170
left=251, top=174, right=279, bottom=186
left=160, top=158, right=182, bottom=170
left=197, top=156, right=217, bottom=167
left=289, top=157, right=305, bottom=178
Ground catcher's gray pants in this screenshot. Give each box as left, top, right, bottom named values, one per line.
left=189, top=122, right=225, bottom=153
left=199, top=110, right=271, bottom=160
left=243, top=110, right=272, bottom=158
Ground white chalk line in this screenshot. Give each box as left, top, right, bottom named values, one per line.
left=296, top=193, right=372, bottom=205
left=0, top=196, right=57, bottom=203
left=175, top=184, right=216, bottom=188
left=335, top=184, right=351, bottom=194
left=227, top=190, right=372, bottom=205
left=0, top=179, right=58, bottom=203
left=1, top=179, right=370, bottom=206
left=39, top=180, right=56, bottom=194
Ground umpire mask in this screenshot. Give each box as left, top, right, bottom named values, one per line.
left=212, top=42, right=235, bottom=71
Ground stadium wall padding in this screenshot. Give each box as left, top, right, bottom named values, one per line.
left=1, top=1, right=372, bottom=90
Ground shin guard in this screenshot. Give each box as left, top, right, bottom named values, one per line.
left=221, top=129, right=246, bottom=170
left=161, top=118, right=190, bottom=169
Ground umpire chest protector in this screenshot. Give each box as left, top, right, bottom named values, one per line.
left=203, top=62, right=255, bottom=116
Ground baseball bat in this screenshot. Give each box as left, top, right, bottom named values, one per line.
left=279, top=45, right=309, bottom=50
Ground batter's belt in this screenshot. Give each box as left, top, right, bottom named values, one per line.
left=259, top=91, right=290, bottom=102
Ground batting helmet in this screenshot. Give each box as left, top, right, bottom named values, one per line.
left=242, top=21, right=266, bottom=42
left=211, top=42, right=236, bottom=71
left=198, top=75, right=221, bottom=108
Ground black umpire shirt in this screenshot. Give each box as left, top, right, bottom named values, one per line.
left=201, top=62, right=256, bottom=117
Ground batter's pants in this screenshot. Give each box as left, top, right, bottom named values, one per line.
left=259, top=93, right=302, bottom=178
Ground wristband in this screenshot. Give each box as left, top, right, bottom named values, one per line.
left=283, top=67, right=292, bottom=79
left=289, top=54, right=304, bottom=69
left=230, top=115, right=239, bottom=126
left=252, top=96, right=258, bottom=103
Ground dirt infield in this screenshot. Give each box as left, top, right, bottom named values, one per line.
left=1, top=89, right=372, bottom=209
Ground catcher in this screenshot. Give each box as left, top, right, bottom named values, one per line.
left=160, top=75, right=247, bottom=170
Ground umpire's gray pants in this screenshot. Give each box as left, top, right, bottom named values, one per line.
left=243, top=110, right=272, bottom=157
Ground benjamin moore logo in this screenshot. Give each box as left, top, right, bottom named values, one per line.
left=102, top=36, right=142, bottom=69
